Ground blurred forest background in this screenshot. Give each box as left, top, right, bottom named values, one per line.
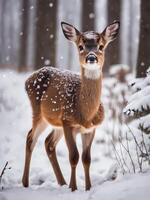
left=0, top=0, right=149, bottom=77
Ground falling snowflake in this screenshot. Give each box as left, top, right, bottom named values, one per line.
left=44, top=59, right=50, bottom=65
left=89, top=13, right=95, bottom=19
left=141, top=62, right=145, bottom=66
left=49, top=3, right=53, bottom=7
left=30, top=6, right=34, bottom=10
left=50, top=34, right=54, bottom=39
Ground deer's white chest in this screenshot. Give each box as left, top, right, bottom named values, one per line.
left=83, top=63, right=101, bottom=80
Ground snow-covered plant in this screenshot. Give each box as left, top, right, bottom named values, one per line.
left=122, top=67, right=150, bottom=171
left=124, top=67, right=150, bottom=134
left=102, top=65, right=150, bottom=174
left=102, top=64, right=131, bottom=142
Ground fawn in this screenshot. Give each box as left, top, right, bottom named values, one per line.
left=22, top=21, right=120, bottom=191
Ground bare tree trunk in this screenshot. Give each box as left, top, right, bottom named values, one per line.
left=19, top=0, right=29, bottom=72
left=0, top=0, right=4, bottom=65
left=34, top=0, right=57, bottom=70
left=0, top=0, right=20, bottom=70
left=82, top=0, right=95, bottom=31
left=104, top=0, right=121, bottom=73
left=128, top=0, right=134, bottom=68
left=0, top=0, right=9, bottom=67
left=136, top=1, right=150, bottom=77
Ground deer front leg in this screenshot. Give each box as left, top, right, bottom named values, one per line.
left=63, top=124, right=79, bottom=191
left=45, top=128, right=66, bottom=186
left=81, top=130, right=95, bottom=190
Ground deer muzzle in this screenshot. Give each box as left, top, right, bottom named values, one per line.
left=86, top=53, right=98, bottom=64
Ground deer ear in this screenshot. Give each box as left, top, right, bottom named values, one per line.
left=102, top=21, right=120, bottom=43
left=61, top=21, right=80, bottom=42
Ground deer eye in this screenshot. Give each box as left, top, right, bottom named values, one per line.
left=78, top=45, right=84, bottom=52
left=99, top=45, right=104, bottom=52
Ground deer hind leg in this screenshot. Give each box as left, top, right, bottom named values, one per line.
left=45, top=128, right=66, bottom=186
left=22, top=119, right=47, bottom=187
left=63, top=125, right=79, bottom=191
left=81, top=130, right=95, bottom=190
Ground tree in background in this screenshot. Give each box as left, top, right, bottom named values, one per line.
left=128, top=0, right=134, bottom=68
left=104, top=0, right=121, bottom=73
left=0, top=0, right=20, bottom=69
left=136, top=1, right=150, bottom=77
left=0, top=0, right=5, bottom=64
left=82, top=0, right=95, bottom=31
left=34, top=0, right=57, bottom=70
left=19, top=0, right=29, bottom=71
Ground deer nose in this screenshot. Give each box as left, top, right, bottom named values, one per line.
left=86, top=54, right=98, bottom=64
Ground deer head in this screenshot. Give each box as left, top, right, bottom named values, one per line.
left=61, top=21, right=120, bottom=79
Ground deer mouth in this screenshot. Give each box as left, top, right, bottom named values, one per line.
left=86, top=54, right=98, bottom=64
left=83, top=63, right=100, bottom=70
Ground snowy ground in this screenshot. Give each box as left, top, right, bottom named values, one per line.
left=1, top=173, right=150, bottom=200
left=0, top=70, right=150, bottom=200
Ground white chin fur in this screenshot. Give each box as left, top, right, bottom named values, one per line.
left=83, top=63, right=101, bottom=80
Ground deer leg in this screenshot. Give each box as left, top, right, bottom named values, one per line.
left=63, top=125, right=79, bottom=191
left=45, top=128, right=66, bottom=186
left=81, top=130, right=95, bottom=190
left=22, top=120, right=47, bottom=187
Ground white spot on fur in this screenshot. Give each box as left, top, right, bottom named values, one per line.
left=83, top=63, right=101, bottom=80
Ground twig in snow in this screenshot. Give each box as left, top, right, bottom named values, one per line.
left=126, top=124, right=144, bottom=156
left=135, top=144, right=143, bottom=172
left=126, top=124, right=150, bottom=166
left=141, top=131, right=150, bottom=164
left=118, top=139, right=130, bottom=173
left=0, top=161, right=11, bottom=190
left=118, top=136, right=136, bottom=173
left=111, top=140, right=126, bottom=174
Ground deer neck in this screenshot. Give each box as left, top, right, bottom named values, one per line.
left=78, top=67, right=102, bottom=122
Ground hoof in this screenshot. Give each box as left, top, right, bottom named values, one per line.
left=69, top=184, right=77, bottom=192
left=22, top=177, right=29, bottom=188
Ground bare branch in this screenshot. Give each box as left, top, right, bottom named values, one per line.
left=0, top=161, right=11, bottom=190
left=126, top=124, right=145, bottom=155
left=141, top=131, right=150, bottom=164
left=118, top=137, right=136, bottom=173
left=111, top=140, right=126, bottom=174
